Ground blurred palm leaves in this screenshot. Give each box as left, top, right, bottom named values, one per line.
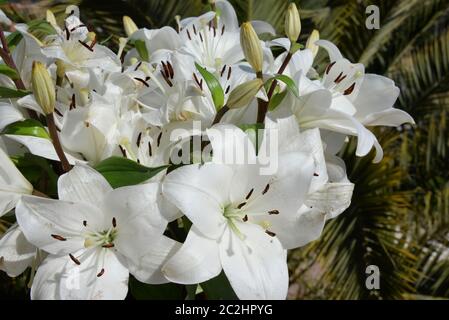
left=1, top=0, right=448, bottom=300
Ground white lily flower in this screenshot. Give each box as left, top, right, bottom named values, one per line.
left=40, top=8, right=120, bottom=75
left=137, top=52, right=215, bottom=126
left=162, top=124, right=316, bottom=299
left=0, top=147, right=33, bottom=217
left=263, top=116, right=354, bottom=248
left=16, top=164, right=179, bottom=300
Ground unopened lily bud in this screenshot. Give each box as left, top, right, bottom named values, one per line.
left=285, top=3, right=301, bottom=43
left=240, top=22, right=263, bottom=74
left=226, top=78, right=264, bottom=109
left=306, top=29, right=320, bottom=58
left=46, top=10, right=57, bottom=28
left=32, top=61, right=55, bottom=115
left=123, top=16, right=138, bottom=37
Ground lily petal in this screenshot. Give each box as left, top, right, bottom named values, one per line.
left=219, top=222, right=288, bottom=300
left=162, top=226, right=221, bottom=284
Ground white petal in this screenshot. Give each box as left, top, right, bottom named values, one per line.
left=162, top=163, right=230, bottom=238
left=102, top=182, right=165, bottom=229
left=162, top=226, right=221, bottom=284
left=251, top=20, right=276, bottom=36
left=0, top=224, right=35, bottom=277
left=0, top=103, right=24, bottom=131
left=3, top=134, right=84, bottom=165
left=57, top=164, right=112, bottom=207
left=217, top=0, right=239, bottom=31
left=306, top=182, right=354, bottom=220
left=16, top=196, right=100, bottom=255
left=219, top=222, right=288, bottom=300
left=32, top=249, right=129, bottom=300
left=126, top=235, right=181, bottom=285
left=58, top=249, right=129, bottom=300
left=0, top=147, right=33, bottom=216
left=207, top=124, right=257, bottom=165
left=316, top=39, right=343, bottom=61
left=361, top=108, right=415, bottom=127
left=31, top=254, right=66, bottom=299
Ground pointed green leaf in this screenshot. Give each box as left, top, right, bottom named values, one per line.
left=2, top=119, right=50, bottom=140
left=268, top=90, right=287, bottom=111
left=195, top=62, right=224, bottom=110
left=95, top=156, right=168, bottom=188
left=0, top=87, right=31, bottom=98
left=134, top=40, right=149, bottom=62
left=0, top=64, right=19, bottom=80
left=266, top=74, right=300, bottom=98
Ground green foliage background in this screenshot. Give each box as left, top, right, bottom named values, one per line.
left=1, top=0, right=448, bottom=300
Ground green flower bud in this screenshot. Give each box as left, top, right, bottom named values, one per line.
left=227, top=79, right=264, bottom=109
left=285, top=3, right=301, bottom=43
left=240, top=22, right=263, bottom=74
left=306, top=29, right=320, bottom=58
left=123, top=16, right=138, bottom=37
left=32, top=61, right=55, bottom=115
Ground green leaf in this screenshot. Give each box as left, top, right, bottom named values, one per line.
left=134, top=40, right=149, bottom=62
left=129, top=276, right=185, bottom=300
left=11, top=153, right=58, bottom=197
left=0, top=64, right=19, bottom=80
left=201, top=272, right=238, bottom=300
left=6, top=31, right=23, bottom=49
left=195, top=63, right=224, bottom=110
left=2, top=119, right=50, bottom=139
left=94, top=156, right=168, bottom=188
left=268, top=90, right=287, bottom=111
left=27, top=20, right=56, bottom=37
left=266, top=74, right=300, bottom=98
left=0, top=87, right=31, bottom=98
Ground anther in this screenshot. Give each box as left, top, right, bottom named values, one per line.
left=225, top=85, right=230, bottom=94
left=112, top=217, right=117, bottom=228
left=268, top=210, right=279, bottom=215
left=325, top=61, right=336, bottom=75
left=148, top=141, right=153, bottom=157
left=221, top=25, right=225, bottom=35
left=245, top=188, right=254, bottom=200
left=265, top=230, right=276, bottom=237
left=166, top=62, right=174, bottom=79
left=334, top=72, right=345, bottom=84
left=262, top=184, right=270, bottom=195
left=134, top=61, right=142, bottom=71
left=343, top=83, right=356, bottom=95
left=119, top=145, right=127, bottom=157
left=220, top=65, right=226, bottom=77
left=83, top=220, right=87, bottom=227
left=313, top=173, right=319, bottom=177
left=136, top=132, right=142, bottom=147
left=134, top=77, right=149, bottom=87
left=243, top=215, right=248, bottom=222
left=227, top=67, right=232, bottom=80
left=199, top=32, right=203, bottom=42
left=69, top=94, right=76, bottom=110
left=186, top=29, right=192, bottom=40
left=69, top=253, right=81, bottom=265
left=97, top=268, right=105, bottom=277
left=192, top=24, right=197, bottom=35
left=157, top=132, right=162, bottom=147
left=102, top=243, right=115, bottom=248
left=78, top=40, right=94, bottom=52
left=51, top=234, right=67, bottom=241
left=237, top=202, right=246, bottom=209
